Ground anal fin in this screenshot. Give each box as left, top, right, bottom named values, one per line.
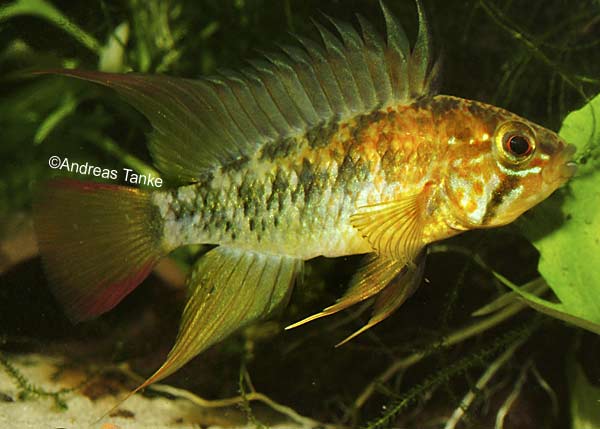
left=125, top=247, right=302, bottom=395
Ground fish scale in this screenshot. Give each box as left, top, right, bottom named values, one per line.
left=156, top=148, right=367, bottom=258
left=155, top=102, right=443, bottom=259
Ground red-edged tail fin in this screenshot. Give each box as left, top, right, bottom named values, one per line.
left=33, top=179, right=164, bottom=322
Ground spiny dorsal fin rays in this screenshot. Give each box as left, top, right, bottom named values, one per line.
left=205, top=74, right=269, bottom=145
left=184, top=80, right=250, bottom=155
left=335, top=250, right=426, bottom=347
left=213, top=70, right=282, bottom=141
left=324, top=14, right=378, bottom=111
left=246, top=55, right=313, bottom=129
left=380, top=0, right=410, bottom=61
left=312, top=19, right=365, bottom=115
left=241, top=64, right=300, bottom=135
left=356, top=14, right=394, bottom=106
left=285, top=255, right=405, bottom=330
left=276, top=44, right=336, bottom=122
left=409, top=0, right=434, bottom=97
left=258, top=50, right=322, bottom=125
left=292, top=33, right=352, bottom=120
left=44, top=2, right=436, bottom=183
left=380, top=0, right=410, bottom=101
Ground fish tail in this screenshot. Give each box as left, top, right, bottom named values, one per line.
left=33, top=178, right=165, bottom=322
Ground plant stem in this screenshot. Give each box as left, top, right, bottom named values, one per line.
left=444, top=337, right=528, bottom=429
left=354, top=298, right=531, bottom=409
left=116, top=364, right=341, bottom=429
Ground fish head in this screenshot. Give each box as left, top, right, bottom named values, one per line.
left=442, top=101, right=577, bottom=229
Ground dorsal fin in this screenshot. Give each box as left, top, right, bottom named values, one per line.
left=43, top=1, right=438, bottom=183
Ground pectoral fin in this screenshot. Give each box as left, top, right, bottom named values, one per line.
left=287, top=186, right=432, bottom=335
left=350, top=186, right=432, bottom=263
left=131, top=247, right=302, bottom=391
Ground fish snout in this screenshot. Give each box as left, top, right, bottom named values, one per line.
left=542, top=142, right=577, bottom=185
left=559, top=143, right=578, bottom=180
left=560, top=160, right=578, bottom=180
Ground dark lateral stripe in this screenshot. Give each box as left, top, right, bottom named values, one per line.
left=481, top=175, right=520, bottom=225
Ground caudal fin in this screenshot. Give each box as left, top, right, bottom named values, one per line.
left=33, top=179, right=164, bottom=322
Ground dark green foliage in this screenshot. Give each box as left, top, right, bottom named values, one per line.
left=0, top=352, right=71, bottom=410
left=364, top=321, right=541, bottom=429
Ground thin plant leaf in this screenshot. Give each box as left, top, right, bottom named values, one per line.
left=78, top=130, right=161, bottom=180
left=493, top=273, right=600, bottom=336
left=471, top=277, right=547, bottom=317
left=0, top=0, right=101, bottom=54
left=33, top=92, right=78, bottom=145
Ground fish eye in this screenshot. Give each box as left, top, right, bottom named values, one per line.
left=494, top=121, right=536, bottom=166
left=505, top=134, right=532, bottom=157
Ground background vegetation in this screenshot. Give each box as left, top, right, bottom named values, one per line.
left=0, top=0, right=599, bottom=428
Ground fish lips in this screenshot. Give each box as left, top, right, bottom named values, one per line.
left=561, top=161, right=578, bottom=180
left=560, top=143, right=578, bottom=180
left=543, top=143, right=578, bottom=185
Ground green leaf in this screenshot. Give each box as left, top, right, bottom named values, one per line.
left=517, top=94, right=600, bottom=334
left=567, top=350, right=600, bottom=429
left=98, top=21, right=130, bottom=73
left=494, top=273, right=600, bottom=336
left=0, top=0, right=101, bottom=54
left=33, top=92, right=78, bottom=145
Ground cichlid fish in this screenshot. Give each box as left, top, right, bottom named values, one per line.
left=34, top=1, right=576, bottom=395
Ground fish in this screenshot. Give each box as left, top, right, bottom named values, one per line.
left=33, top=0, right=576, bottom=398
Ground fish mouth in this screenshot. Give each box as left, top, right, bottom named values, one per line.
left=559, top=143, right=578, bottom=180
left=560, top=161, right=578, bottom=180
left=542, top=143, right=577, bottom=185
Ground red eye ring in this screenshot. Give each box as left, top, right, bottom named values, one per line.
left=505, top=134, right=532, bottom=158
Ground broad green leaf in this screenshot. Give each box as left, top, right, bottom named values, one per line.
left=517, top=94, right=600, bottom=334
left=568, top=351, right=600, bottom=429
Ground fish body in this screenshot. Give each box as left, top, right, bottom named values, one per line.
left=154, top=95, right=573, bottom=260
left=33, top=1, right=576, bottom=395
